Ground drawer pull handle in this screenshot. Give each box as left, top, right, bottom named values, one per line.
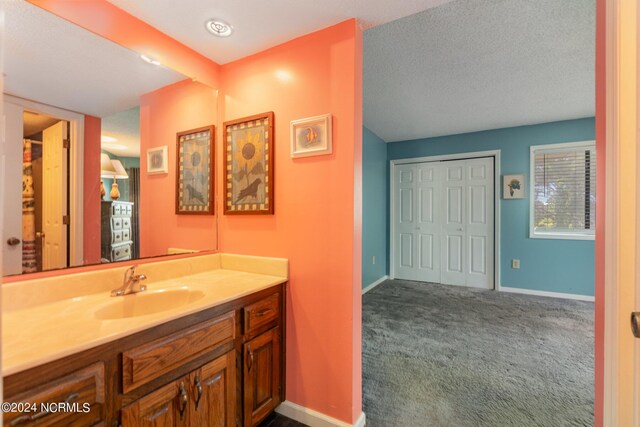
left=247, top=346, right=254, bottom=371
left=194, top=375, right=203, bottom=411
left=255, top=308, right=272, bottom=317
left=178, top=382, right=188, bottom=421
left=10, top=392, right=79, bottom=426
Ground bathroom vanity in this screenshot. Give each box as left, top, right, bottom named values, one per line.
left=2, top=254, right=287, bottom=427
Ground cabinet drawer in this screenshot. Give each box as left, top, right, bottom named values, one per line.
left=122, top=228, right=131, bottom=241
left=111, top=217, right=123, bottom=230
left=113, top=230, right=123, bottom=244
left=122, top=311, right=236, bottom=393
left=122, top=217, right=131, bottom=229
left=243, top=293, right=279, bottom=335
left=3, top=362, right=105, bottom=427
left=112, top=244, right=131, bottom=261
left=112, top=204, right=121, bottom=216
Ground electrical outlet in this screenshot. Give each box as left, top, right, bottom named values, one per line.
left=372, top=256, right=376, bottom=265
left=512, top=259, right=520, bottom=269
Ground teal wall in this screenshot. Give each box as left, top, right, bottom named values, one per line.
left=386, top=117, right=595, bottom=296
left=101, top=152, right=140, bottom=202
left=362, top=127, right=389, bottom=288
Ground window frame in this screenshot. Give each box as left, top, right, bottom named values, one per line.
left=529, top=140, right=596, bottom=241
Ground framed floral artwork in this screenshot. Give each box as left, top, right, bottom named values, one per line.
left=503, top=174, right=525, bottom=199
left=223, top=112, right=274, bottom=214
left=290, top=113, right=332, bottom=158
left=175, top=125, right=215, bottom=215
left=147, top=146, right=168, bottom=174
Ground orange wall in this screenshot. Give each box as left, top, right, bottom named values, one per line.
left=83, top=115, right=102, bottom=265
left=594, top=0, right=604, bottom=425
left=139, top=79, right=218, bottom=257
left=218, top=19, right=363, bottom=423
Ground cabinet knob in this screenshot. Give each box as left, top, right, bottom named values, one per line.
left=194, top=375, right=203, bottom=411
left=178, top=382, right=188, bottom=420
left=247, top=346, right=254, bottom=371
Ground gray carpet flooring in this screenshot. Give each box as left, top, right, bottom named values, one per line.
left=362, top=280, right=594, bottom=427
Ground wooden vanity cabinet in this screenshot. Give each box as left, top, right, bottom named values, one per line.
left=121, top=351, right=235, bottom=427
left=2, top=284, right=285, bottom=427
left=243, top=328, right=281, bottom=427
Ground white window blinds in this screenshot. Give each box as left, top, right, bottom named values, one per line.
left=531, top=142, right=596, bottom=239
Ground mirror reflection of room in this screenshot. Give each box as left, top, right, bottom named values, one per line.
left=100, top=107, right=141, bottom=262
left=2, top=0, right=218, bottom=277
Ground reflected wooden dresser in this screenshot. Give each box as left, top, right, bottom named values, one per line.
left=101, top=200, right=134, bottom=262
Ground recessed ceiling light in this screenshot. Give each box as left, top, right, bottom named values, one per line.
left=140, top=54, right=161, bottom=66
left=101, top=135, right=117, bottom=143
left=102, top=143, right=128, bottom=151
left=205, top=19, right=233, bottom=37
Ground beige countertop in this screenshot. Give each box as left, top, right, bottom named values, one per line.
left=2, top=254, right=288, bottom=377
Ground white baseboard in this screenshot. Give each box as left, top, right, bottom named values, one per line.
left=500, top=286, right=595, bottom=302
left=362, top=275, right=389, bottom=295
left=276, top=401, right=366, bottom=427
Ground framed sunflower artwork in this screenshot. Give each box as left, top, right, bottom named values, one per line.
left=175, top=125, right=215, bottom=215
left=223, top=112, right=274, bottom=214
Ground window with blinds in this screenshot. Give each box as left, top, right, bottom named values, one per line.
left=529, top=141, right=596, bottom=240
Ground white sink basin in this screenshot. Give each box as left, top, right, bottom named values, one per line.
left=94, top=288, right=205, bottom=320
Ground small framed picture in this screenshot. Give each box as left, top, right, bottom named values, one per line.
left=147, top=146, right=168, bottom=174
left=223, top=112, right=275, bottom=215
left=503, top=174, right=525, bottom=199
left=290, top=113, right=332, bottom=158
left=176, top=125, right=215, bottom=215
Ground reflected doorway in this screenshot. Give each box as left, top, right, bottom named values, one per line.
left=22, top=111, right=70, bottom=273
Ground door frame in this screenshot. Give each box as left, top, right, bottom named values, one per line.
left=602, top=0, right=638, bottom=424
left=389, top=149, right=501, bottom=290
left=4, top=94, right=84, bottom=268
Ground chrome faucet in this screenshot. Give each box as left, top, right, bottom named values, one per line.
left=111, top=265, right=147, bottom=296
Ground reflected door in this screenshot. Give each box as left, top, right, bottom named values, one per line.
left=42, top=121, right=68, bottom=270
left=2, top=101, right=24, bottom=275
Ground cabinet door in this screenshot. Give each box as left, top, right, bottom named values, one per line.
left=121, top=376, right=190, bottom=427
left=190, top=351, right=236, bottom=427
left=243, top=328, right=281, bottom=427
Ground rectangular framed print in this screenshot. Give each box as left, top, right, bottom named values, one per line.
left=223, top=112, right=274, bottom=214
left=503, top=174, right=525, bottom=199
left=147, top=146, right=168, bottom=174
left=290, top=113, right=332, bottom=158
left=176, top=125, right=215, bottom=215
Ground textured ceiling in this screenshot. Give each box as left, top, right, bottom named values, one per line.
left=107, top=0, right=457, bottom=64
left=363, top=0, right=595, bottom=142
left=2, top=1, right=186, bottom=118
left=102, top=107, right=141, bottom=157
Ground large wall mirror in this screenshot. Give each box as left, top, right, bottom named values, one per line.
left=1, top=1, right=218, bottom=277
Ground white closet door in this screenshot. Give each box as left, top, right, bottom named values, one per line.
left=466, top=158, right=494, bottom=289
left=415, top=163, right=441, bottom=282
left=394, top=164, right=418, bottom=280
left=392, top=157, right=494, bottom=288
left=440, top=160, right=467, bottom=286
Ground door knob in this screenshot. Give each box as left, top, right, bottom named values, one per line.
left=6, top=237, right=20, bottom=246
left=632, top=312, right=640, bottom=338
left=36, top=232, right=45, bottom=239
